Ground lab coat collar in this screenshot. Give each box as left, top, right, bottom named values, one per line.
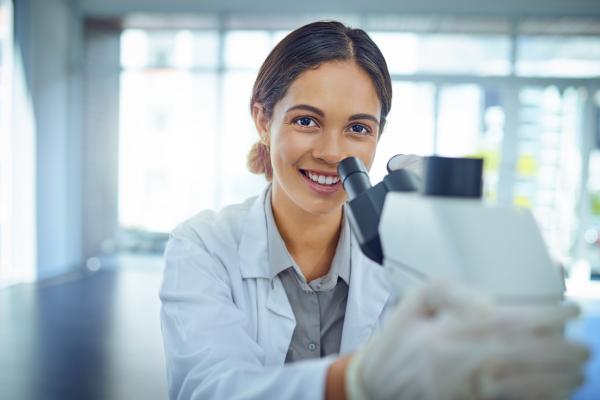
left=238, top=184, right=273, bottom=280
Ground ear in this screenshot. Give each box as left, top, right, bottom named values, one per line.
left=251, top=103, right=271, bottom=145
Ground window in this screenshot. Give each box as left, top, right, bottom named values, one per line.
left=517, top=36, right=600, bottom=77
left=370, top=82, right=435, bottom=182
left=436, top=85, right=504, bottom=202
left=119, top=28, right=291, bottom=233
left=116, top=16, right=600, bottom=274
left=517, top=18, right=600, bottom=78
left=219, top=30, right=287, bottom=206
left=371, top=83, right=505, bottom=202
left=371, top=32, right=511, bottom=76
left=119, top=30, right=220, bottom=233
left=580, top=91, right=600, bottom=273
left=0, top=0, right=12, bottom=284
left=513, top=86, right=586, bottom=260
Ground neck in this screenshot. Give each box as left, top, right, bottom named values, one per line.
left=271, top=184, right=343, bottom=281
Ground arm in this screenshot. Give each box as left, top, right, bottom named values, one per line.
left=325, top=355, right=351, bottom=400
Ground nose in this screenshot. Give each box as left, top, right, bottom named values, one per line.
left=312, top=130, right=346, bottom=166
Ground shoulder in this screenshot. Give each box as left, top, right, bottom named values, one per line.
left=166, top=194, right=259, bottom=259
left=161, top=191, right=265, bottom=292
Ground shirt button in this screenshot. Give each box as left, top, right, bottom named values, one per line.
left=307, top=342, right=317, bottom=352
left=315, top=284, right=321, bottom=290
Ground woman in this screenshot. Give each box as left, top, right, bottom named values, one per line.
left=160, top=21, right=588, bottom=400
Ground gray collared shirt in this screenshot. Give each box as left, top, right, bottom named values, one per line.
left=264, top=189, right=351, bottom=363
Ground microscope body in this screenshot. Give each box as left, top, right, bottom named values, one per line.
left=379, top=193, right=565, bottom=301
left=339, top=155, right=565, bottom=302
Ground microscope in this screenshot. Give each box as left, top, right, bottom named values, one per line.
left=337, top=155, right=565, bottom=303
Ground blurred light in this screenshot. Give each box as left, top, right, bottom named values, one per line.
left=174, top=30, right=193, bottom=68
left=224, top=31, right=271, bottom=69
left=584, top=228, right=598, bottom=245
left=120, top=29, right=149, bottom=68
left=369, top=82, right=435, bottom=183
left=370, top=32, right=419, bottom=74
left=101, top=239, right=116, bottom=254
left=484, top=106, right=505, bottom=130
left=436, top=84, right=481, bottom=157
left=86, top=257, right=102, bottom=272
left=371, top=32, right=510, bottom=76
left=517, top=36, right=600, bottom=78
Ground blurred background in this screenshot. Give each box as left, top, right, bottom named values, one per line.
left=1, top=0, right=600, bottom=399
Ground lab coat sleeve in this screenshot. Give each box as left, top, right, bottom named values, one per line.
left=159, top=231, right=336, bottom=400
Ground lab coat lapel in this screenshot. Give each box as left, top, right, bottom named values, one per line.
left=238, top=186, right=272, bottom=279
left=263, top=277, right=296, bottom=365
left=340, top=237, right=391, bottom=354
left=238, top=185, right=296, bottom=366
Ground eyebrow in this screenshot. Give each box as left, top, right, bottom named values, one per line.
left=349, top=113, right=380, bottom=125
left=285, top=104, right=380, bottom=125
left=286, top=104, right=325, bottom=117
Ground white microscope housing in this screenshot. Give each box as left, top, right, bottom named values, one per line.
left=338, top=154, right=565, bottom=303
left=379, top=193, right=565, bottom=302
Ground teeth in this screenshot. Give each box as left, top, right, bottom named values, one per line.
left=306, top=171, right=340, bottom=186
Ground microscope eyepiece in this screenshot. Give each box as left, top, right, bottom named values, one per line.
left=338, top=157, right=372, bottom=200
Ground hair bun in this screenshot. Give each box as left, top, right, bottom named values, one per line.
left=246, top=141, right=273, bottom=181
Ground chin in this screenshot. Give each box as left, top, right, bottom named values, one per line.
left=298, top=195, right=345, bottom=216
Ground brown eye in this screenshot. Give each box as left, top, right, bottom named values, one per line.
left=349, top=124, right=371, bottom=135
left=294, top=117, right=318, bottom=127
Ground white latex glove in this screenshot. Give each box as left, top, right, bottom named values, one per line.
left=345, top=283, right=589, bottom=400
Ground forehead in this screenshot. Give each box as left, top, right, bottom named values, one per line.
left=279, top=61, right=381, bottom=117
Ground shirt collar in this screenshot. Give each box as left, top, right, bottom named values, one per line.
left=264, top=187, right=351, bottom=284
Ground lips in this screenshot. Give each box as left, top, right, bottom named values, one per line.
left=299, top=169, right=339, bottom=186
left=300, top=168, right=338, bottom=177
left=298, top=169, right=341, bottom=194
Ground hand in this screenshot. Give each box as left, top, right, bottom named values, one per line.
left=345, top=283, right=589, bottom=400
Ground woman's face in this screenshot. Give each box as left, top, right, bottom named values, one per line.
left=256, top=60, right=381, bottom=216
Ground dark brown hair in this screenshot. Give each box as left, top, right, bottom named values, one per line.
left=247, top=20, right=392, bottom=180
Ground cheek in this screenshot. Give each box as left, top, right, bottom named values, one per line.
left=271, top=129, right=308, bottom=169
left=348, top=139, right=378, bottom=170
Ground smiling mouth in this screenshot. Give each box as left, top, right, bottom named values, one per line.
left=299, top=169, right=341, bottom=186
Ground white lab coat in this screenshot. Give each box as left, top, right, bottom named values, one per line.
left=159, top=185, right=396, bottom=400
